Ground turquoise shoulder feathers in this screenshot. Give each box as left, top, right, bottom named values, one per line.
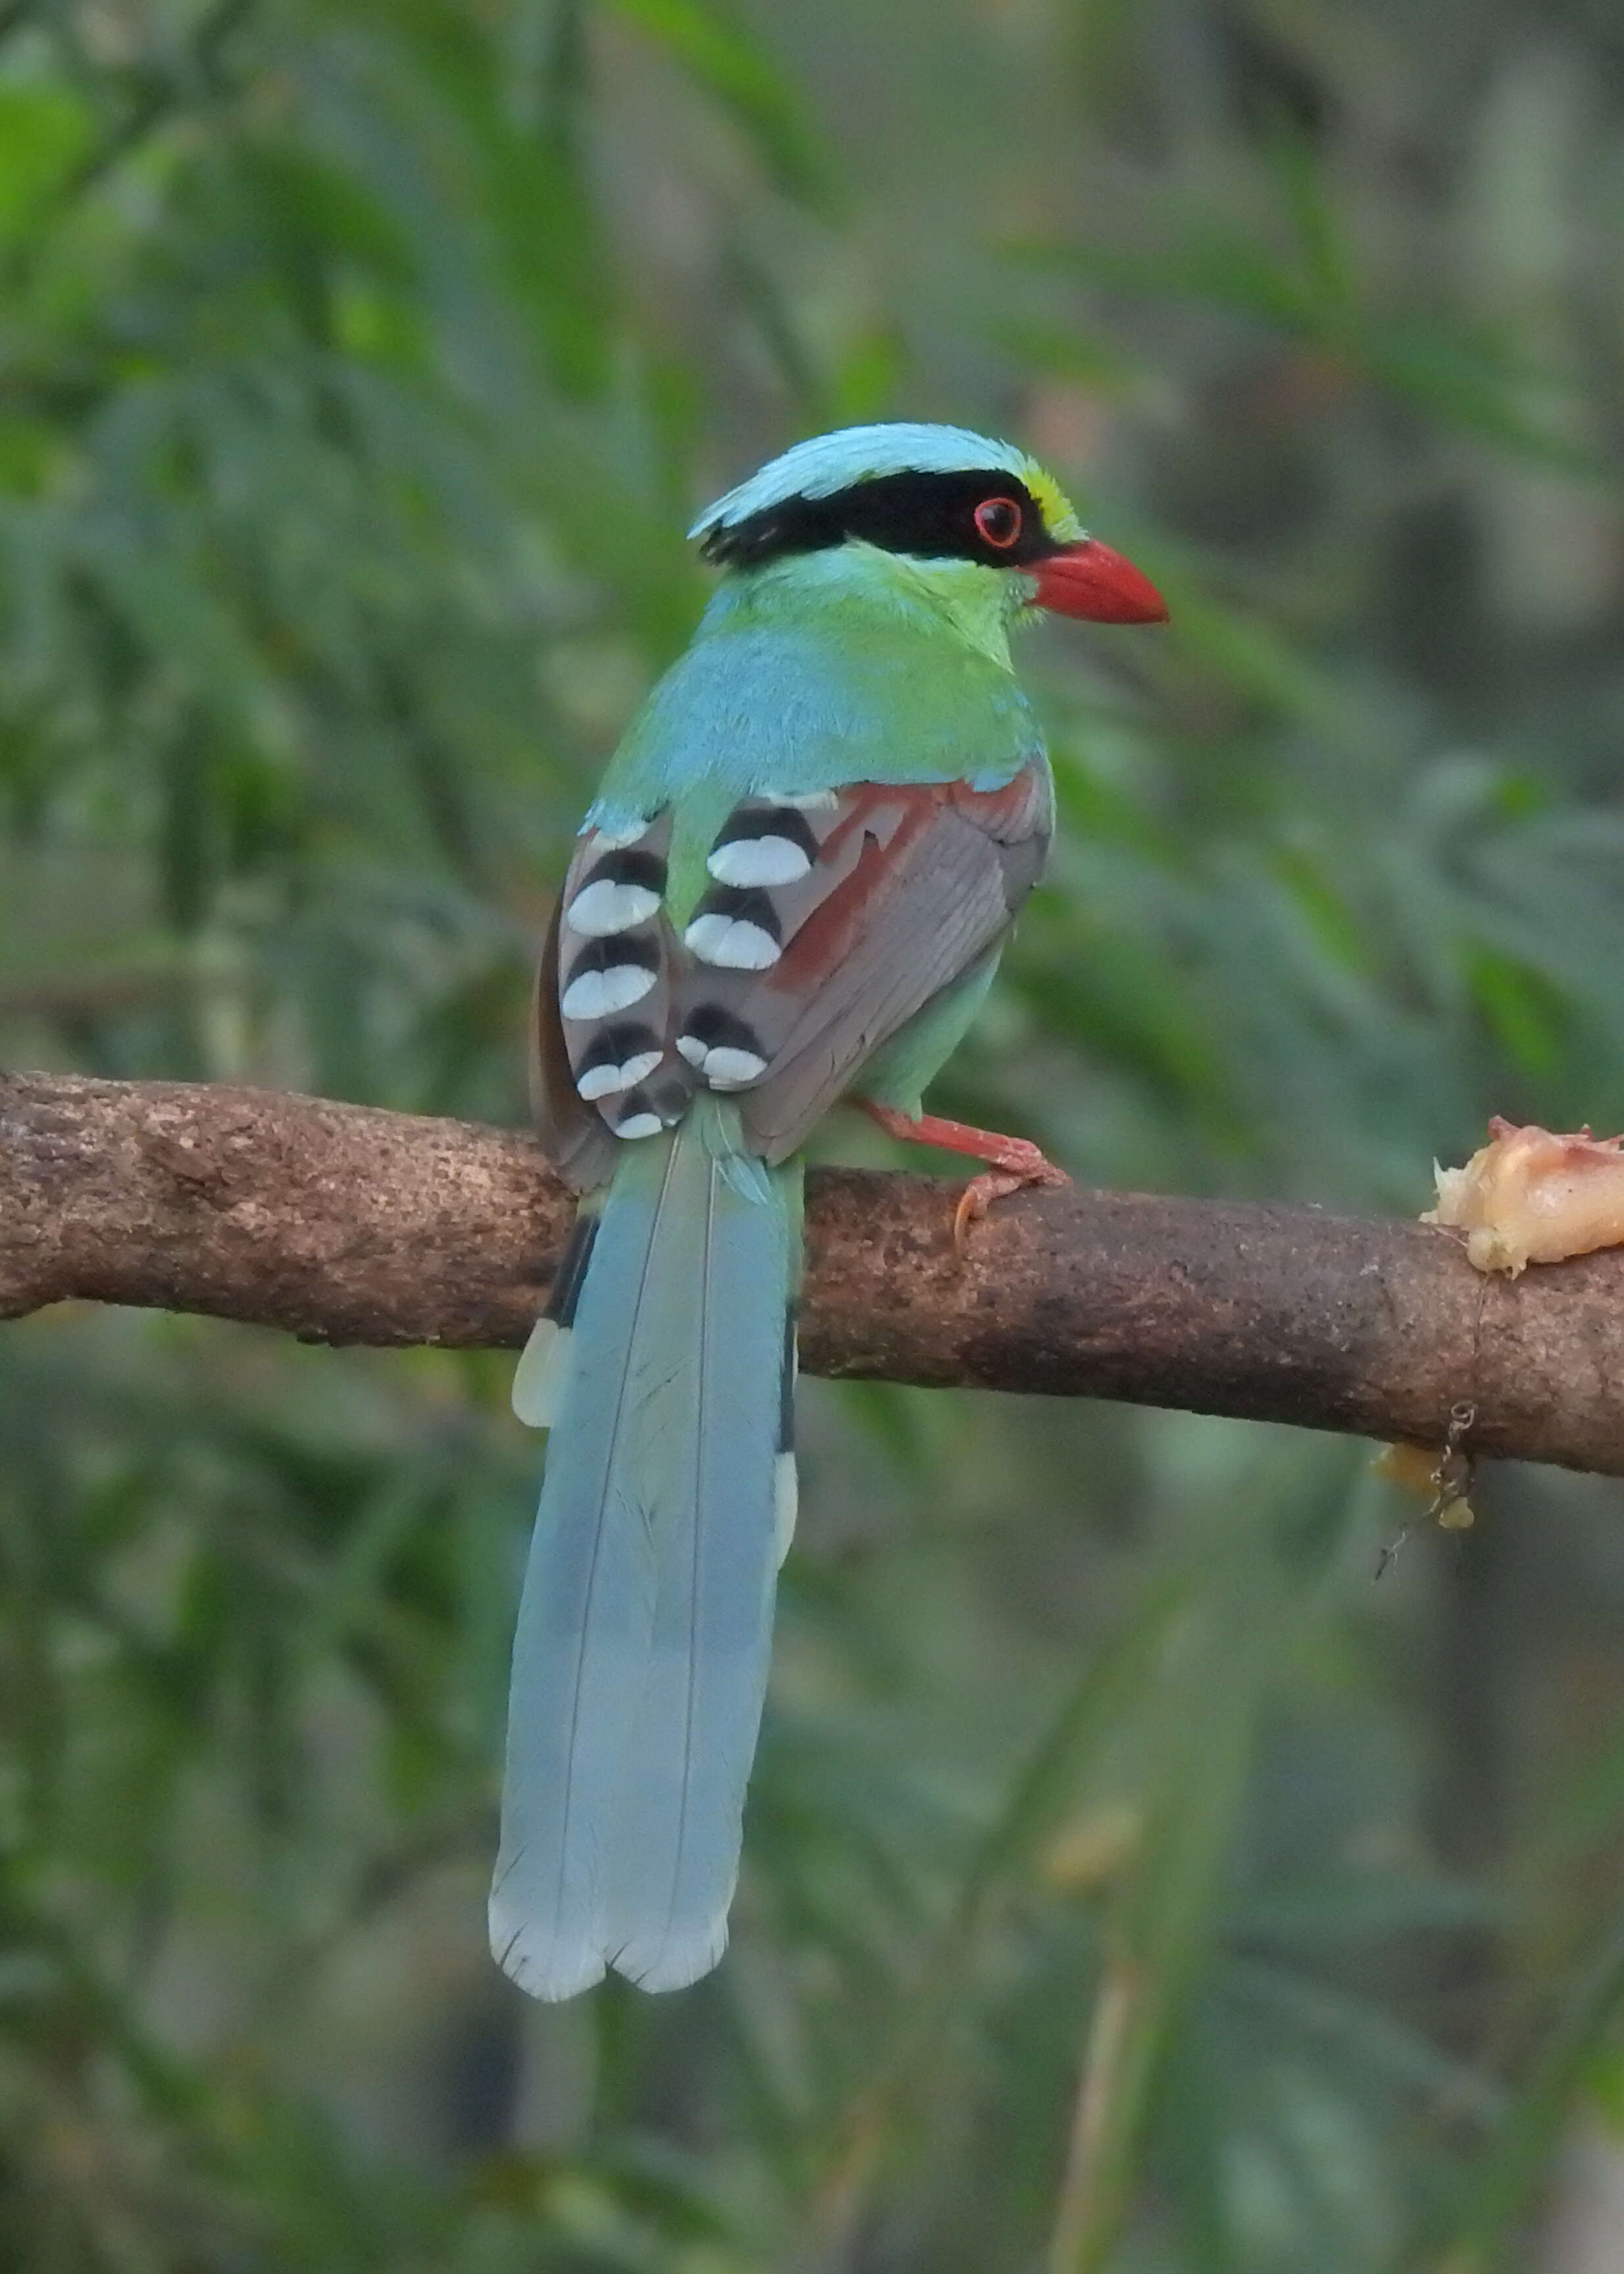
left=586, top=549, right=1048, bottom=869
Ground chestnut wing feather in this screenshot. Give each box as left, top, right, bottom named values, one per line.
left=678, top=768, right=1052, bottom=1161
left=535, top=767, right=1051, bottom=1178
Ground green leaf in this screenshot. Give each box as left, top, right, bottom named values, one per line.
left=0, top=86, right=94, bottom=239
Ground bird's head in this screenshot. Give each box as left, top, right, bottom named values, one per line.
left=689, top=422, right=1167, bottom=630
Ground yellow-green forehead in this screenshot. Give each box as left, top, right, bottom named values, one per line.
left=1019, top=459, right=1082, bottom=543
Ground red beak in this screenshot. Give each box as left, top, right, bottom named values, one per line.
left=1030, top=539, right=1168, bottom=624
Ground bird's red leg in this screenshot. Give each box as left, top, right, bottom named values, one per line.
left=856, top=1101, right=1070, bottom=1251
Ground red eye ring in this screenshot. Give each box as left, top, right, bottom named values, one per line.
left=974, top=495, right=1023, bottom=549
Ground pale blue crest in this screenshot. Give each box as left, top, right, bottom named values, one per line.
left=690, top=422, right=1044, bottom=541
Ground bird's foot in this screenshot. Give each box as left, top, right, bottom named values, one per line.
left=857, top=1103, right=1069, bottom=1255
left=952, top=1151, right=1071, bottom=1251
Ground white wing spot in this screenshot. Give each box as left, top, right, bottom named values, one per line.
left=674, top=1031, right=767, bottom=1088
left=615, top=1111, right=665, bottom=1141
left=702, top=1046, right=767, bottom=1089
left=707, top=836, right=812, bottom=888
left=561, top=964, right=657, bottom=1019
left=684, top=913, right=781, bottom=970
left=576, top=1048, right=664, bottom=1099
left=565, top=878, right=663, bottom=936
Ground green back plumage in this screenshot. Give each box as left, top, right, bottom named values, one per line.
left=589, top=546, right=1050, bottom=926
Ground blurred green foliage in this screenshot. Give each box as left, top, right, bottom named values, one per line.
left=2, top=1, right=1624, bottom=2267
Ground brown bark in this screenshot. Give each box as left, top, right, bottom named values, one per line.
left=2, top=1071, right=1622, bottom=1476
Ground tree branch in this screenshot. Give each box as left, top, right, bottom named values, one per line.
left=3, top=1071, right=1621, bottom=1476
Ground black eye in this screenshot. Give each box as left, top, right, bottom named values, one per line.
left=974, top=495, right=1023, bottom=550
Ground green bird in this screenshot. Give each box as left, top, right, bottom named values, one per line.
left=494, top=422, right=1166, bottom=2000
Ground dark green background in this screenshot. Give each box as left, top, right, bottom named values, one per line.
left=2, top=2, right=1623, bottom=2267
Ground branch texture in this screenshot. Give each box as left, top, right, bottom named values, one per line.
left=3, top=1073, right=1623, bottom=1475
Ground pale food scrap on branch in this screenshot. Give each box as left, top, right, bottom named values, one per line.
left=1424, top=1118, right=1624, bottom=1277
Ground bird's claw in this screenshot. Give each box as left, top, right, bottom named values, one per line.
left=854, top=1100, right=1069, bottom=1257
left=952, top=1144, right=1070, bottom=1256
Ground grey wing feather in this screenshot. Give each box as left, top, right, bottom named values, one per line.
left=537, top=763, right=1053, bottom=1173
left=532, top=897, right=620, bottom=1191
left=739, top=812, right=1018, bottom=1157
left=675, top=765, right=1052, bottom=1160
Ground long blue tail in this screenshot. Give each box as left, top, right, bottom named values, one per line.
left=492, top=1099, right=798, bottom=2000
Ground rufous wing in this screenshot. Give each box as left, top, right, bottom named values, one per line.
left=534, top=766, right=1052, bottom=1176
left=677, top=769, right=1052, bottom=1160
